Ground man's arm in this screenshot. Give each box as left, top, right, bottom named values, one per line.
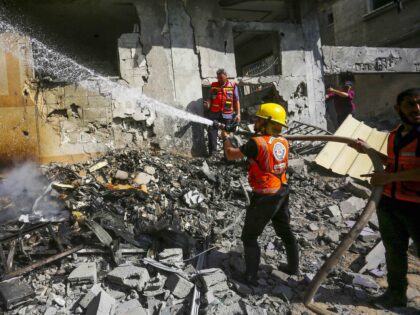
left=328, top=87, right=349, bottom=98
left=222, top=130, right=245, bottom=160
left=349, top=139, right=388, bottom=165
left=362, top=168, right=420, bottom=186
left=233, top=85, right=241, bottom=122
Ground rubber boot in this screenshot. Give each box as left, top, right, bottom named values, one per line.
left=278, top=239, right=299, bottom=275
left=243, top=246, right=260, bottom=286
left=371, top=289, right=407, bottom=309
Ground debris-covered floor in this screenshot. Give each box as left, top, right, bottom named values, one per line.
left=0, top=146, right=419, bottom=315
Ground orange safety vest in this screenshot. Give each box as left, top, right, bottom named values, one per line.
left=382, top=126, right=420, bottom=203
left=210, top=81, right=236, bottom=114
left=248, top=135, right=289, bottom=194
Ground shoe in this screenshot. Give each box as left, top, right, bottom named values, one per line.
left=277, top=262, right=299, bottom=276
left=231, top=271, right=259, bottom=287
left=243, top=246, right=261, bottom=285
left=277, top=239, right=299, bottom=275
left=371, top=290, right=407, bottom=309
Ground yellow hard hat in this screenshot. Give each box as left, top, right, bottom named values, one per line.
left=255, top=103, right=287, bottom=127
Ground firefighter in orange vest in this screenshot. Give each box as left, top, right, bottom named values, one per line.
left=222, top=103, right=299, bottom=285
left=204, top=68, right=241, bottom=156
left=351, top=88, right=420, bottom=309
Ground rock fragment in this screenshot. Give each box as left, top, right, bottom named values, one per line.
left=107, top=265, right=150, bottom=291
left=68, top=262, right=97, bottom=284
left=164, top=274, right=194, bottom=299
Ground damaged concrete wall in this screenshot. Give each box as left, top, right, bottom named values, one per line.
left=0, top=33, right=38, bottom=165
left=323, top=46, right=420, bottom=74
left=233, top=20, right=327, bottom=128
left=1, top=0, right=332, bottom=163
left=185, top=0, right=237, bottom=79
left=326, top=0, right=420, bottom=47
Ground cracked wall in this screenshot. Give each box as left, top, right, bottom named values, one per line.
left=1, top=0, right=332, bottom=163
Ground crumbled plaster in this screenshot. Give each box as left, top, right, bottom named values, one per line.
left=323, top=46, right=420, bottom=74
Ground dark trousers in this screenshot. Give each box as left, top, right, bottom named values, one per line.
left=206, top=111, right=233, bottom=155
left=241, top=188, right=297, bottom=276
left=377, top=196, right=420, bottom=295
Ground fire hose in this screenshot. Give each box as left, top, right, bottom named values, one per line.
left=284, top=135, right=384, bottom=315
left=213, top=122, right=385, bottom=313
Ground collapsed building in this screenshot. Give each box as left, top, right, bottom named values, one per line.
left=1, top=0, right=418, bottom=164
left=0, top=0, right=420, bottom=314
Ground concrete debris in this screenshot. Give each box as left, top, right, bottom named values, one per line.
left=350, top=273, right=380, bottom=290
left=89, top=160, right=109, bottom=172
left=359, top=241, right=386, bottom=273
left=199, top=268, right=227, bottom=291
left=1, top=145, right=418, bottom=314
left=0, top=279, right=35, bottom=310
left=326, top=204, right=341, bottom=217
left=183, top=190, right=205, bottom=206
left=144, top=166, right=156, bottom=176
left=85, top=291, right=116, bottom=315
left=339, top=196, right=367, bottom=218
left=201, top=161, right=217, bottom=183
left=133, top=172, right=154, bottom=185
left=158, top=248, right=183, bottom=267
left=288, top=158, right=307, bottom=176
left=114, top=170, right=129, bottom=180
left=359, top=227, right=379, bottom=243
left=115, top=299, right=147, bottom=315
left=52, top=295, right=66, bottom=307
left=107, top=265, right=150, bottom=291
left=272, top=283, right=294, bottom=300
left=79, top=284, right=103, bottom=309
left=68, top=262, right=97, bottom=284
left=164, top=274, right=194, bottom=299
left=344, top=177, right=371, bottom=199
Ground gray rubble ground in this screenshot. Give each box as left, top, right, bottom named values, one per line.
left=0, top=146, right=419, bottom=315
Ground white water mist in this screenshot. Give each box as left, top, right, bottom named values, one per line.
left=0, top=18, right=213, bottom=127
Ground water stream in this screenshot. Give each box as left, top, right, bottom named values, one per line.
left=0, top=18, right=213, bottom=126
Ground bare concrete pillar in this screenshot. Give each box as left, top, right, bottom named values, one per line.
left=300, top=0, right=327, bottom=129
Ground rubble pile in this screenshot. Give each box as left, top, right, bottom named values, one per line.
left=0, top=148, right=418, bottom=314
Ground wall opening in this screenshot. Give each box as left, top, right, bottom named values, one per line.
left=3, top=0, right=140, bottom=76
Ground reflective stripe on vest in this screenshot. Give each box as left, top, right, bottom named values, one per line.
left=382, top=126, right=420, bottom=203
left=248, top=135, right=288, bottom=194
left=210, top=81, right=236, bottom=114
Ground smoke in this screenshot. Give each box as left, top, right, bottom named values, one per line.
left=0, top=162, right=69, bottom=225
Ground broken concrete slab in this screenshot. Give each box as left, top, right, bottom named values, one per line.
left=201, top=161, right=216, bottom=183
left=107, top=265, right=150, bottom=291
left=359, top=227, right=379, bottom=243
left=183, top=190, right=205, bottom=207
left=325, top=230, right=340, bottom=243
left=0, top=279, right=35, bottom=310
left=288, top=159, right=307, bottom=176
left=158, top=248, right=183, bottom=266
left=133, top=172, right=154, bottom=185
left=115, top=299, right=147, bottom=315
left=52, top=295, right=65, bottom=307
left=79, top=284, right=103, bottom=309
left=350, top=273, right=380, bottom=290
left=114, top=170, right=129, bottom=180
left=68, top=262, right=97, bottom=284
left=326, top=205, right=341, bottom=217
left=144, top=166, right=156, bottom=175
left=359, top=241, right=386, bottom=274
left=272, top=283, right=294, bottom=300
left=344, top=177, right=371, bottom=199
left=85, top=291, right=116, bottom=315
left=199, top=268, right=227, bottom=291
left=164, top=274, right=194, bottom=299
left=339, top=196, right=367, bottom=218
